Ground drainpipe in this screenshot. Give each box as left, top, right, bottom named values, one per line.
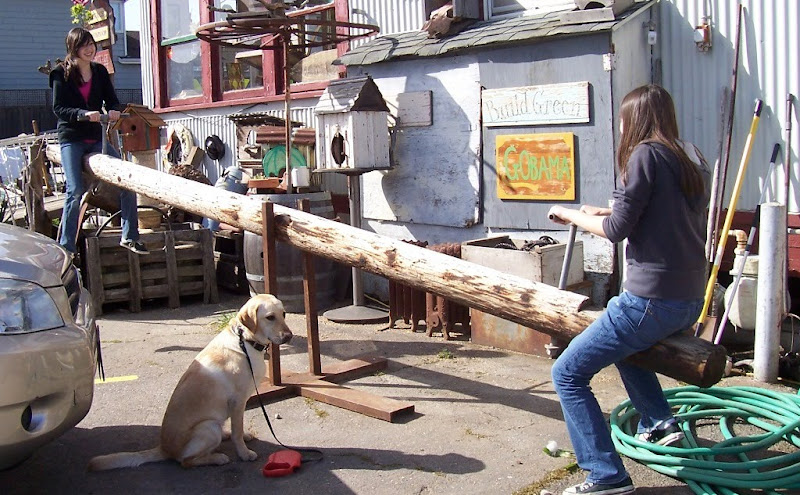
left=754, top=203, right=786, bottom=383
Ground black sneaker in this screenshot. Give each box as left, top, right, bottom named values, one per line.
left=562, top=477, right=635, bottom=494
left=637, top=422, right=684, bottom=446
left=119, top=239, right=149, bottom=254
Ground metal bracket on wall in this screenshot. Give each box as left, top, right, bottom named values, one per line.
left=603, top=53, right=615, bottom=72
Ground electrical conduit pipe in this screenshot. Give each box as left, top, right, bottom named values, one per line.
left=755, top=203, right=787, bottom=383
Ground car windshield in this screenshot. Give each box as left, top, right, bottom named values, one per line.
left=0, top=281, right=64, bottom=334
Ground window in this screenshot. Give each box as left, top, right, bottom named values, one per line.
left=160, top=0, right=203, bottom=101
left=110, top=0, right=142, bottom=59
left=214, top=0, right=264, bottom=92
left=485, top=0, right=568, bottom=19
left=123, top=0, right=142, bottom=58
left=153, top=0, right=346, bottom=109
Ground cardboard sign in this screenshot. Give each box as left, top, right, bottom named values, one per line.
left=496, top=132, right=575, bottom=200
left=88, top=8, right=108, bottom=24
left=94, top=49, right=115, bottom=74
left=482, top=82, right=590, bottom=127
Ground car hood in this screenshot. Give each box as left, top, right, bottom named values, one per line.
left=0, top=224, right=69, bottom=287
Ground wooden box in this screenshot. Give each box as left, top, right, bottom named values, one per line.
left=213, top=230, right=248, bottom=294
left=462, top=235, right=586, bottom=357
left=461, top=235, right=584, bottom=287
left=84, top=223, right=218, bottom=314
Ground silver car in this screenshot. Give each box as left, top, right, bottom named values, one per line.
left=0, top=223, right=98, bottom=469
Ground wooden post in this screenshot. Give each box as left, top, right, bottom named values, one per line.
left=164, top=231, right=179, bottom=309
left=261, top=201, right=281, bottom=386
left=31, top=120, right=54, bottom=196
left=43, top=147, right=728, bottom=387
left=299, top=198, right=322, bottom=375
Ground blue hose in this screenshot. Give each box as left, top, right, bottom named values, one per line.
left=610, top=386, right=800, bottom=494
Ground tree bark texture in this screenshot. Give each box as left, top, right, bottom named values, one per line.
left=46, top=146, right=728, bottom=387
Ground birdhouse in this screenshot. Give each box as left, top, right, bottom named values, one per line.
left=314, top=76, right=391, bottom=171
left=113, top=104, right=166, bottom=152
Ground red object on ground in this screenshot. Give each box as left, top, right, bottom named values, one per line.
left=262, top=449, right=302, bottom=477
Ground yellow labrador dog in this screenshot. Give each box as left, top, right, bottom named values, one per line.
left=88, top=294, right=292, bottom=470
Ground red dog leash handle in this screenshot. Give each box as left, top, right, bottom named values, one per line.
left=262, top=449, right=303, bottom=477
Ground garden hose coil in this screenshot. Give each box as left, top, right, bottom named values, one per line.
left=610, top=386, right=800, bottom=495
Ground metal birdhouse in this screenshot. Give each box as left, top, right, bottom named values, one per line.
left=314, top=76, right=391, bottom=171
left=113, top=104, right=166, bottom=152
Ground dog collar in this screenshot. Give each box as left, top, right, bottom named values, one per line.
left=246, top=339, right=268, bottom=353
left=234, top=324, right=269, bottom=353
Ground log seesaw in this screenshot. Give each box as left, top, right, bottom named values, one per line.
left=46, top=146, right=728, bottom=388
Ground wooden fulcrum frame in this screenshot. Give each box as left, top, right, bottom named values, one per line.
left=254, top=200, right=414, bottom=422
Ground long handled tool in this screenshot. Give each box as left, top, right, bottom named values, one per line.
left=706, top=88, right=731, bottom=261
left=695, top=99, right=763, bottom=336
left=545, top=223, right=578, bottom=358
left=714, top=143, right=781, bottom=344
left=708, top=3, right=744, bottom=259
left=783, top=94, right=795, bottom=316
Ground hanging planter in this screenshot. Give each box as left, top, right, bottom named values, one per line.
left=70, top=0, right=93, bottom=26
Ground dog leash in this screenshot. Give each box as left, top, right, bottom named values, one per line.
left=237, top=327, right=324, bottom=465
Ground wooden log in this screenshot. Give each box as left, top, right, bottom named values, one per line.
left=45, top=146, right=728, bottom=387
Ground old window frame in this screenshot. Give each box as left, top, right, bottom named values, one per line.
left=484, top=0, right=567, bottom=19
left=150, top=0, right=348, bottom=110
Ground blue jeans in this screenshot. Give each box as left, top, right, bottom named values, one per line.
left=551, top=291, right=702, bottom=484
left=59, top=140, right=139, bottom=253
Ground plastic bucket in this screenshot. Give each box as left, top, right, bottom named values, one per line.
left=243, top=192, right=338, bottom=313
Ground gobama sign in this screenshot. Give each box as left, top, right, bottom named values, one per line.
left=496, top=132, right=575, bottom=201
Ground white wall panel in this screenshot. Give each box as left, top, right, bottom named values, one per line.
left=659, top=1, right=799, bottom=212
left=349, top=0, right=426, bottom=48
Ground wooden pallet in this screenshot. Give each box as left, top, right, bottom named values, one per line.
left=84, top=223, right=218, bottom=314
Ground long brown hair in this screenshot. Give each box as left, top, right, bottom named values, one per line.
left=617, top=85, right=705, bottom=198
left=63, top=27, right=96, bottom=85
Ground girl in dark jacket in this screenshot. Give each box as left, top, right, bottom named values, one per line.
left=50, top=27, right=146, bottom=254
left=547, top=85, right=709, bottom=495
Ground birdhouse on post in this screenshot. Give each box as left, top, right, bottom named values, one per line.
left=314, top=76, right=391, bottom=171
left=113, top=104, right=166, bottom=152
left=112, top=105, right=167, bottom=226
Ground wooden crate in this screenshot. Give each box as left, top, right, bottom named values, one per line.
left=84, top=223, right=218, bottom=314
left=213, top=230, right=248, bottom=294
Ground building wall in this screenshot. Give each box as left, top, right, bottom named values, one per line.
left=0, top=1, right=76, bottom=90
left=346, top=19, right=653, bottom=303
left=658, top=0, right=800, bottom=212
left=155, top=104, right=319, bottom=184
left=353, top=57, right=482, bottom=230
left=0, top=0, right=142, bottom=91
left=0, top=0, right=142, bottom=138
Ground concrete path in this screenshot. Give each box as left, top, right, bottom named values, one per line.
left=1, top=292, right=791, bottom=494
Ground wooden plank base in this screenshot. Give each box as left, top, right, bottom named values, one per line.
left=251, top=356, right=415, bottom=422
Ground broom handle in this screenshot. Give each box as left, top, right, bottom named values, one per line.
left=695, top=99, right=763, bottom=335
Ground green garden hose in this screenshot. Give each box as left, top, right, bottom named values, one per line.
left=610, top=386, right=800, bottom=495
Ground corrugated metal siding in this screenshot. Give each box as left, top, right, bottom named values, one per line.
left=162, top=113, right=238, bottom=181
left=160, top=104, right=319, bottom=183
left=139, top=0, right=155, bottom=107
left=659, top=0, right=800, bottom=212
left=349, top=0, right=426, bottom=48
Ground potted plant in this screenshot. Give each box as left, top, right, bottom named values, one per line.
left=70, top=0, right=93, bottom=26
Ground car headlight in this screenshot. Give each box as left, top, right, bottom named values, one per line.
left=0, top=280, right=65, bottom=334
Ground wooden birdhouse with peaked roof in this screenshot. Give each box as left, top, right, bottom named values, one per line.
left=113, top=104, right=166, bottom=152
left=314, top=76, right=391, bottom=172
